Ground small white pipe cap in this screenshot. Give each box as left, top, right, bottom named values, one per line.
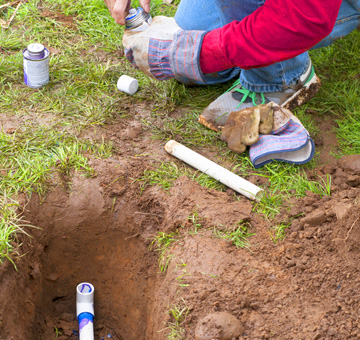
left=117, top=75, right=139, bottom=95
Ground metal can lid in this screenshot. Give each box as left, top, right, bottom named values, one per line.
left=27, top=43, right=45, bottom=55
left=125, top=7, right=150, bottom=30
left=126, top=7, right=139, bottom=20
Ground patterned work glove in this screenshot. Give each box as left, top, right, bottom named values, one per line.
left=249, top=103, right=315, bottom=168
left=221, top=103, right=274, bottom=153
left=122, top=16, right=206, bottom=83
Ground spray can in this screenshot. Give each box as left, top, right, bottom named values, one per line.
left=125, top=7, right=152, bottom=32
left=23, top=43, right=50, bottom=88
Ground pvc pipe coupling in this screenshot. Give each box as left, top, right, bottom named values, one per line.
left=76, top=282, right=95, bottom=340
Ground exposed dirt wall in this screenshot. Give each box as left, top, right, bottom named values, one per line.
left=1, top=147, right=360, bottom=340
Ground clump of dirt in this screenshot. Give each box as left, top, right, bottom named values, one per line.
left=0, top=115, right=360, bottom=340
left=195, top=312, right=245, bottom=340
left=312, top=114, right=339, bottom=164
left=40, top=10, right=74, bottom=27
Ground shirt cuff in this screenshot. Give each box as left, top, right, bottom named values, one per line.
left=199, top=29, right=234, bottom=74
left=169, top=30, right=207, bottom=84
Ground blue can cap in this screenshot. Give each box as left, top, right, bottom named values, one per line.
left=28, top=43, right=45, bottom=54
left=126, top=7, right=141, bottom=20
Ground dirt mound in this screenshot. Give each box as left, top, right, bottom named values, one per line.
left=0, top=136, right=360, bottom=339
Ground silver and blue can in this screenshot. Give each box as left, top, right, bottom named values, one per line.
left=125, top=7, right=152, bottom=32
left=23, top=43, right=50, bottom=88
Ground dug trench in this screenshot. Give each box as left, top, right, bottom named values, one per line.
left=1, top=141, right=360, bottom=339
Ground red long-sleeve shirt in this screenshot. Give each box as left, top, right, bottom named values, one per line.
left=199, top=0, right=342, bottom=73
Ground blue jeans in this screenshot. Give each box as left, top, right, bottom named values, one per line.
left=174, top=0, right=360, bottom=91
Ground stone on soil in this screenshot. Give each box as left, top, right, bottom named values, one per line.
left=332, top=202, right=353, bottom=221
left=337, top=155, right=360, bottom=174
left=300, top=208, right=327, bottom=227
left=195, top=312, right=245, bottom=340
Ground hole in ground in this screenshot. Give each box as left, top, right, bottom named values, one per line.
left=0, top=182, right=159, bottom=340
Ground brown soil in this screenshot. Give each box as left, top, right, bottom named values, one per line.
left=40, top=10, right=75, bottom=28
left=1, top=79, right=360, bottom=339
left=312, top=114, right=339, bottom=165
left=1, top=112, right=360, bottom=340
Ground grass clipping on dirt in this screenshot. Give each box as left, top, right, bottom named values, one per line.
left=0, top=0, right=359, bottom=267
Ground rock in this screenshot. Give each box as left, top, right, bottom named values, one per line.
left=303, top=227, right=316, bottom=239
left=195, top=312, right=244, bottom=340
left=346, top=175, right=360, bottom=187
left=303, top=196, right=316, bottom=206
left=124, top=121, right=143, bottom=139
left=337, top=155, right=360, bottom=175
left=285, top=259, right=297, bottom=268
left=312, top=332, right=323, bottom=340
left=46, top=273, right=58, bottom=281
left=332, top=202, right=353, bottom=221
left=29, top=264, right=41, bottom=279
left=300, top=208, right=327, bottom=227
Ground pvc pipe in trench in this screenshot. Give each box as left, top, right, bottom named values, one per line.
left=76, top=282, right=95, bottom=340
left=164, top=140, right=262, bottom=201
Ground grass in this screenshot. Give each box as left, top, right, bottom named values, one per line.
left=213, top=221, right=254, bottom=250
left=143, top=110, right=222, bottom=147
left=137, top=30, right=359, bottom=221
left=185, top=211, right=204, bottom=235
left=0, top=125, right=110, bottom=196
left=52, top=326, right=62, bottom=339
left=251, top=165, right=332, bottom=219
left=150, top=231, right=179, bottom=273
left=0, top=0, right=359, bottom=264
left=252, top=190, right=284, bottom=220
left=0, top=194, right=36, bottom=267
left=175, top=262, right=191, bottom=287
left=161, top=299, right=189, bottom=340
left=0, top=0, right=132, bottom=262
left=269, top=222, right=291, bottom=243
left=139, top=161, right=226, bottom=193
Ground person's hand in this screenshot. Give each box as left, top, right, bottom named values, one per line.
left=221, top=103, right=274, bottom=153
left=104, top=0, right=151, bottom=25
left=122, top=16, right=180, bottom=79
left=122, top=16, right=206, bottom=83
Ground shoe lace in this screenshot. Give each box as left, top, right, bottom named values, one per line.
left=226, top=79, right=265, bottom=108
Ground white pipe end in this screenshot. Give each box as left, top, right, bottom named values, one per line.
left=164, top=140, right=177, bottom=154
left=76, top=282, right=95, bottom=317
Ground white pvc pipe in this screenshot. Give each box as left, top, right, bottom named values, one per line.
left=164, top=140, right=262, bottom=201
left=76, top=282, right=95, bottom=340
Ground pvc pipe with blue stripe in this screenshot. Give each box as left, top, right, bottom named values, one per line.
left=76, top=282, right=95, bottom=340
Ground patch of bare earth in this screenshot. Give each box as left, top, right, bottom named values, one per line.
left=40, top=10, right=75, bottom=28
left=313, top=113, right=339, bottom=164
left=0, top=113, right=360, bottom=340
